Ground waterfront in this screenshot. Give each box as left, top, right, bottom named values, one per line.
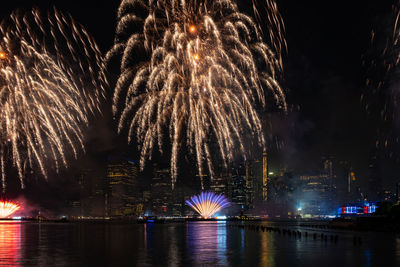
left=0, top=221, right=398, bottom=266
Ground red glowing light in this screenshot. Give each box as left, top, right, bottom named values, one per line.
left=0, top=201, right=20, bottom=218
left=0, top=52, right=6, bottom=60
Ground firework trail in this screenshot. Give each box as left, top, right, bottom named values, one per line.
left=185, top=192, right=230, bottom=218
left=362, top=3, right=400, bottom=158
left=0, top=7, right=107, bottom=190
left=106, top=0, right=287, bottom=188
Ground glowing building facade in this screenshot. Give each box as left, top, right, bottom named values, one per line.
left=150, top=165, right=172, bottom=215
left=231, top=163, right=246, bottom=208
left=209, top=153, right=267, bottom=212
left=262, top=151, right=269, bottom=201
left=106, top=157, right=139, bottom=217
left=210, top=168, right=232, bottom=207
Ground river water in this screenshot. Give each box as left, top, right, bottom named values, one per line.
left=0, top=220, right=398, bottom=266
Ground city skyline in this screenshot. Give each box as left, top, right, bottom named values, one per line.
left=0, top=1, right=399, bottom=266
left=0, top=0, right=399, bottom=216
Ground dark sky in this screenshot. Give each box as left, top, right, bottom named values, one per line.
left=1, top=0, right=400, bottom=205
left=277, top=0, right=399, bottom=188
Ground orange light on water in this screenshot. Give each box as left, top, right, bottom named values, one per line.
left=194, top=54, right=200, bottom=61
left=0, top=52, right=6, bottom=60
left=0, top=222, right=21, bottom=265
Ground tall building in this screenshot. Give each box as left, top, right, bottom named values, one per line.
left=262, top=150, right=269, bottom=201
left=80, top=168, right=106, bottom=217
left=335, top=160, right=363, bottom=205
left=347, top=168, right=360, bottom=201
left=106, top=156, right=139, bottom=217
left=368, top=151, right=382, bottom=202
left=67, top=167, right=107, bottom=218
left=251, top=159, right=264, bottom=204
left=150, top=165, right=172, bottom=215
left=336, top=160, right=350, bottom=204
left=245, top=161, right=254, bottom=208
left=323, top=157, right=334, bottom=187
left=265, top=171, right=294, bottom=218
left=171, top=187, right=185, bottom=216
left=299, top=173, right=333, bottom=216
left=210, top=169, right=232, bottom=197
left=231, top=163, right=246, bottom=208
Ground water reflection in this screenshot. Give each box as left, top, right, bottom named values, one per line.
left=260, top=229, right=275, bottom=267
left=144, top=223, right=154, bottom=251
left=186, top=221, right=228, bottom=265
left=240, top=223, right=245, bottom=252
left=364, top=250, right=371, bottom=267
left=0, top=221, right=396, bottom=266
left=217, top=221, right=228, bottom=265
left=0, top=221, right=21, bottom=266
left=167, top=225, right=180, bottom=266
left=143, top=222, right=154, bottom=265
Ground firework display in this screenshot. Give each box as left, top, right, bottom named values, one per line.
left=361, top=3, right=400, bottom=158
left=185, top=192, right=230, bottom=218
left=0, top=200, right=20, bottom=218
left=106, top=0, right=287, bottom=188
left=0, top=8, right=107, bottom=189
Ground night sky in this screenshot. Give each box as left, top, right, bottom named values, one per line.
left=1, top=0, right=399, bottom=208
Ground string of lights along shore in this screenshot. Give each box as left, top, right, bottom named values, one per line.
left=106, top=0, right=287, bottom=189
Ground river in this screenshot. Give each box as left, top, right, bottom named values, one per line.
left=0, top=220, right=398, bottom=266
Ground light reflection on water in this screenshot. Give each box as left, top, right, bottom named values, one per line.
left=217, top=221, right=228, bottom=266
left=0, top=221, right=397, bottom=266
left=185, top=221, right=228, bottom=266
left=0, top=221, right=21, bottom=267
left=186, top=221, right=220, bottom=265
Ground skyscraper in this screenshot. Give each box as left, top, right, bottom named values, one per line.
left=368, top=150, right=382, bottom=202
left=251, top=159, right=264, bottom=204
left=106, top=156, right=139, bottom=217
left=210, top=168, right=232, bottom=197
left=231, top=163, right=246, bottom=208
left=150, top=164, right=172, bottom=215
left=262, top=150, right=269, bottom=201
left=299, top=173, right=332, bottom=216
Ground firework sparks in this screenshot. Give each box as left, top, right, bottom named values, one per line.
left=0, top=7, right=107, bottom=190
left=362, top=3, right=400, bottom=158
left=106, top=0, right=287, bottom=188
left=0, top=200, right=20, bottom=218
left=185, top=192, right=230, bottom=218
